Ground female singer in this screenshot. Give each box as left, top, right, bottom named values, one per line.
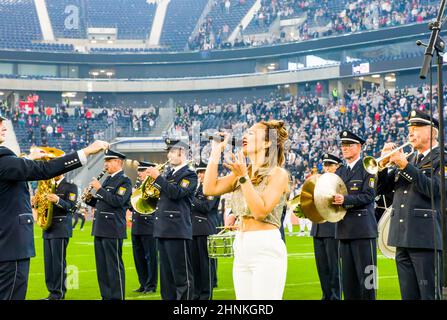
left=203, top=120, right=289, bottom=300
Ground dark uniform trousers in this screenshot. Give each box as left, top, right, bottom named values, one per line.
left=311, top=222, right=340, bottom=300
left=0, top=259, right=30, bottom=300
left=44, top=238, right=69, bottom=299
left=335, top=161, right=377, bottom=300
left=86, top=170, right=132, bottom=300
left=43, top=178, right=78, bottom=299
left=94, top=237, right=125, bottom=300
left=377, top=148, right=445, bottom=300
left=396, top=247, right=441, bottom=300
left=131, top=211, right=158, bottom=292
left=158, top=238, right=194, bottom=300
left=190, top=184, right=220, bottom=300
left=153, top=165, right=198, bottom=300
left=0, top=147, right=83, bottom=300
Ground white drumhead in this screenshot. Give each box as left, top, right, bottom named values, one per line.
left=378, top=206, right=396, bottom=259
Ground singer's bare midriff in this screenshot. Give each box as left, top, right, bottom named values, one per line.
left=238, top=216, right=278, bottom=232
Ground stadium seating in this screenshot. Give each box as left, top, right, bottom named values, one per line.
left=46, top=0, right=86, bottom=38
left=0, top=0, right=440, bottom=53
left=11, top=107, right=159, bottom=153
left=159, top=0, right=209, bottom=51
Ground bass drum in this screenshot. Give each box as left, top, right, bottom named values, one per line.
left=378, top=206, right=396, bottom=259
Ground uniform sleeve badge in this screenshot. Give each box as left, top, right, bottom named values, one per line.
left=117, top=187, right=127, bottom=196
left=180, top=179, right=190, bottom=188
left=69, top=193, right=76, bottom=201
left=369, top=177, right=375, bottom=188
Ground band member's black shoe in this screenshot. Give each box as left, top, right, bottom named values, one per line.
left=133, top=287, right=145, bottom=293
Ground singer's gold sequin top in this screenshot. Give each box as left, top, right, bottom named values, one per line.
left=230, top=177, right=286, bottom=228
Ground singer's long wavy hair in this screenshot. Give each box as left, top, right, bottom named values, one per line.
left=235, top=120, right=289, bottom=188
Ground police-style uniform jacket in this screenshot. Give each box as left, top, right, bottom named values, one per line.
left=377, top=147, right=445, bottom=249
left=311, top=216, right=336, bottom=237
left=43, top=178, right=78, bottom=239
left=87, top=170, right=132, bottom=239
left=153, top=164, right=198, bottom=239
left=132, top=211, right=155, bottom=235
left=335, top=159, right=377, bottom=240
left=191, top=184, right=220, bottom=236
left=0, top=146, right=83, bottom=262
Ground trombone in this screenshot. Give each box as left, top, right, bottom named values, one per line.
left=363, top=142, right=414, bottom=175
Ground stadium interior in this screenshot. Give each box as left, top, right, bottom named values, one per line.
left=0, top=0, right=446, bottom=301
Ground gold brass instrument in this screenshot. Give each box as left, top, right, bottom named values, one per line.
left=72, top=169, right=107, bottom=213
left=31, top=146, right=65, bottom=230
left=131, top=161, right=170, bottom=215
left=288, top=173, right=348, bottom=223
left=287, top=190, right=304, bottom=218
left=363, top=142, right=414, bottom=175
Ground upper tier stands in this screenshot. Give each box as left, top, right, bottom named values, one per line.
left=0, top=0, right=73, bottom=52
left=0, top=0, right=439, bottom=53
left=159, top=0, right=208, bottom=51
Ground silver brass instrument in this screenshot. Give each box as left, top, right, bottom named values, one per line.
left=363, top=142, right=414, bottom=175
left=72, top=169, right=107, bottom=213
left=131, top=161, right=170, bottom=215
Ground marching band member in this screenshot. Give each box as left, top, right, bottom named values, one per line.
left=147, top=138, right=198, bottom=300
left=333, top=130, right=377, bottom=300
left=72, top=203, right=87, bottom=231
left=131, top=161, right=158, bottom=294
left=40, top=173, right=78, bottom=300
left=311, top=153, right=342, bottom=300
left=203, top=120, right=289, bottom=300
left=85, top=149, right=132, bottom=300
left=190, top=161, right=220, bottom=300
left=377, top=110, right=444, bottom=300
left=0, top=114, right=108, bottom=300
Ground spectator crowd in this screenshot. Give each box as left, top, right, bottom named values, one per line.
left=190, top=0, right=438, bottom=51
left=172, top=83, right=443, bottom=187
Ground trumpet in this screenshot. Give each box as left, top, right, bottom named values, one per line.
left=363, top=142, right=414, bottom=175
left=71, top=169, right=107, bottom=213
left=131, top=161, right=170, bottom=215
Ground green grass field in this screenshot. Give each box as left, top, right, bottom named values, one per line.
left=26, top=222, right=401, bottom=300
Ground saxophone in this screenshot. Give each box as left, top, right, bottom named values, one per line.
left=29, top=146, right=65, bottom=231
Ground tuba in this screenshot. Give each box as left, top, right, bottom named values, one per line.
left=31, top=146, right=65, bottom=231
left=131, top=161, right=169, bottom=215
